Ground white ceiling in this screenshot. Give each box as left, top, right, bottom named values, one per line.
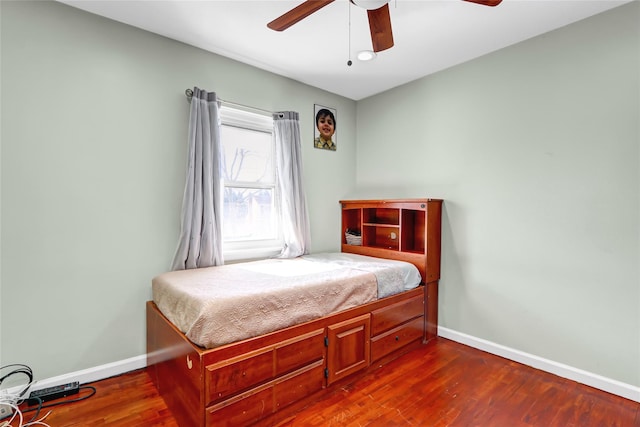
left=57, top=0, right=630, bottom=100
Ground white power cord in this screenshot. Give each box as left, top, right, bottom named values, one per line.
left=0, top=400, right=51, bottom=427
left=0, top=365, right=51, bottom=427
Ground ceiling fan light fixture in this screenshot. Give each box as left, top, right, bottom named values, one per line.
left=357, top=50, right=377, bottom=61
left=351, top=0, right=390, bottom=10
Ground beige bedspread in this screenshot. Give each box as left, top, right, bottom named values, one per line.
left=152, top=253, right=420, bottom=349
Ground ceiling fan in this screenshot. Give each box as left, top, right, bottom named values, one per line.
left=267, top=0, right=503, bottom=53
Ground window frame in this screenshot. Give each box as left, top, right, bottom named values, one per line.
left=219, top=104, right=283, bottom=261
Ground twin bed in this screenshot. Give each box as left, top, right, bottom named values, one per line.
left=147, top=198, right=442, bottom=426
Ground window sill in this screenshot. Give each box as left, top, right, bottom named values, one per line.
left=224, top=246, right=283, bottom=263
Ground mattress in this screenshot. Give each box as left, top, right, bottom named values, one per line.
left=152, top=252, right=421, bottom=349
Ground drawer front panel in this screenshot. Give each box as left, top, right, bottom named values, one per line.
left=206, top=349, right=273, bottom=403
left=207, top=360, right=325, bottom=427
left=206, top=387, right=273, bottom=427
left=371, top=295, right=423, bottom=336
left=274, top=360, right=325, bottom=410
left=371, top=316, right=423, bottom=362
left=275, top=328, right=325, bottom=376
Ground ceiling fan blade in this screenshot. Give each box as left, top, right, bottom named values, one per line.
left=367, top=3, right=394, bottom=52
left=267, top=0, right=335, bottom=31
left=463, top=0, right=503, bottom=6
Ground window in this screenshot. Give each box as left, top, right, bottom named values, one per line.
left=220, top=105, right=281, bottom=260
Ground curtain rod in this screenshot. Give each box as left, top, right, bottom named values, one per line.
left=185, top=88, right=273, bottom=115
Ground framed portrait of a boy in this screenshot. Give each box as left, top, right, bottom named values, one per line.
left=313, top=104, right=337, bottom=151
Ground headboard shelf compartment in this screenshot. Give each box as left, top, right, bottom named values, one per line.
left=363, top=207, right=400, bottom=225
left=362, top=224, right=400, bottom=250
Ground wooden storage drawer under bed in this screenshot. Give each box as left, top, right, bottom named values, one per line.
left=371, top=316, right=424, bottom=362
left=370, top=294, right=424, bottom=362
left=205, top=328, right=325, bottom=405
left=371, top=294, right=424, bottom=336
left=206, top=360, right=325, bottom=427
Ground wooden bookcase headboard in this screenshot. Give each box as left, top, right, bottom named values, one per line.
left=340, top=198, right=442, bottom=284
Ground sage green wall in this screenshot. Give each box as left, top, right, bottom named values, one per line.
left=0, top=1, right=355, bottom=380
left=355, top=2, right=639, bottom=386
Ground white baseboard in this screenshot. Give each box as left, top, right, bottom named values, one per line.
left=24, top=354, right=146, bottom=394
left=438, top=326, right=640, bottom=403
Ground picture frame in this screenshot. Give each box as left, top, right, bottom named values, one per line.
left=313, top=104, right=337, bottom=151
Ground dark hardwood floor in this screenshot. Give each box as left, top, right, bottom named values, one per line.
left=16, top=338, right=639, bottom=426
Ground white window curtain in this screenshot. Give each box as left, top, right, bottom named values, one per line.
left=273, top=111, right=311, bottom=258
left=171, top=87, right=224, bottom=270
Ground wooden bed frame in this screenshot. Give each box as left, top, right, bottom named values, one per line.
left=146, top=199, right=442, bottom=426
